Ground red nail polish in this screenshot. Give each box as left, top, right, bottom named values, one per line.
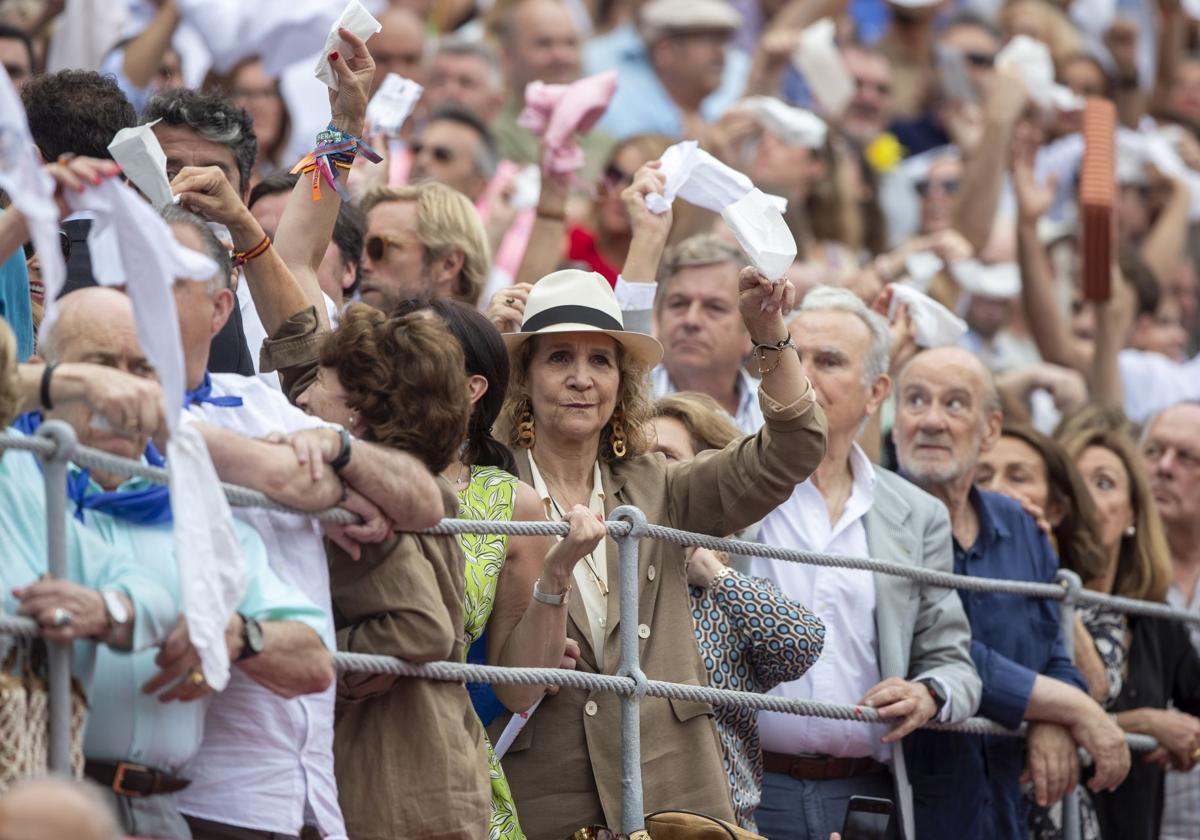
left=329, top=51, right=339, bottom=63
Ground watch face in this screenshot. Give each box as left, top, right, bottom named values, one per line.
left=245, top=617, right=265, bottom=654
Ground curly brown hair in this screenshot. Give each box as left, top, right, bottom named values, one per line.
left=319, top=304, right=470, bottom=472
left=499, top=335, right=654, bottom=462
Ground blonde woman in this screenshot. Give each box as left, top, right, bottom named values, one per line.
left=1058, top=413, right=1200, bottom=840
left=649, top=392, right=825, bottom=832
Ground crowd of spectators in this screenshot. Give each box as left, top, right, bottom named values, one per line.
left=0, top=0, right=1199, bottom=839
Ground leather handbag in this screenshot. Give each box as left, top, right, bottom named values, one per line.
left=565, top=811, right=766, bottom=840
left=643, top=810, right=766, bottom=840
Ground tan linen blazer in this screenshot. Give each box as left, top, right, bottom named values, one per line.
left=330, top=480, right=490, bottom=840
left=491, top=386, right=827, bottom=840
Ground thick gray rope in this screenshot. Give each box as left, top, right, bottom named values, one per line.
left=1, top=431, right=357, bottom=524
left=331, top=652, right=1159, bottom=753
left=0, top=615, right=40, bottom=638
left=3, top=431, right=1197, bottom=625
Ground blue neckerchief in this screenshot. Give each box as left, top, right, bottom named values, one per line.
left=14, top=372, right=240, bottom=525
left=15, top=411, right=172, bottom=525
left=185, top=372, right=244, bottom=408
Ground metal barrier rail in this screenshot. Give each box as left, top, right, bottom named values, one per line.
left=0, top=424, right=1182, bottom=837
left=5, top=430, right=1196, bottom=626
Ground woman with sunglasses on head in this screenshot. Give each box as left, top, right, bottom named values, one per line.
left=1056, top=409, right=1200, bottom=840
left=973, top=424, right=1113, bottom=840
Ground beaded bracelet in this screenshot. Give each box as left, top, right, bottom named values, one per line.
left=291, top=123, right=382, bottom=201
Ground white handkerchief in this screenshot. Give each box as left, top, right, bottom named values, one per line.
left=108, top=120, right=173, bottom=209
left=791, top=20, right=854, bottom=118
left=0, top=67, right=64, bottom=346
left=66, top=179, right=218, bottom=431
left=950, top=260, right=1022, bottom=299
left=169, top=418, right=247, bottom=691
left=314, top=0, right=382, bottom=90
left=720, top=188, right=797, bottom=281
left=365, top=74, right=424, bottom=137
left=736, top=97, right=827, bottom=148
left=177, top=0, right=338, bottom=76
left=889, top=283, right=967, bottom=348
left=904, top=251, right=944, bottom=293
left=995, top=36, right=1083, bottom=114
left=646, top=140, right=788, bottom=215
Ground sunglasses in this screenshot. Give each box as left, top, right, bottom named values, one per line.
left=602, top=165, right=633, bottom=189
left=365, top=234, right=420, bottom=262
left=22, top=229, right=71, bottom=262
left=411, top=142, right=456, bottom=163
left=915, top=178, right=960, bottom=197
left=964, top=51, right=995, bottom=68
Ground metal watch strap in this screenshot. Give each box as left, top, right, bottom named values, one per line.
left=532, top=577, right=571, bottom=606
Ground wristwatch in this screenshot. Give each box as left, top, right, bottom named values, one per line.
left=100, top=589, right=129, bottom=631
left=532, top=578, right=571, bottom=606
left=236, top=614, right=265, bottom=662
left=918, top=678, right=948, bottom=714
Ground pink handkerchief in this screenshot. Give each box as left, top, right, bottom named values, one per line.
left=518, top=71, right=618, bottom=174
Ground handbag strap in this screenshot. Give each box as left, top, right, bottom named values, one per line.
left=644, top=809, right=738, bottom=840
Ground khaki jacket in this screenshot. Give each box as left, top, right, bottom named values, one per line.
left=330, top=481, right=490, bottom=840
left=492, top=387, right=827, bottom=840
left=261, top=307, right=828, bottom=839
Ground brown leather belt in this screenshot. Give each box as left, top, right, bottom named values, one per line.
left=84, top=760, right=190, bottom=797
left=762, top=750, right=887, bottom=781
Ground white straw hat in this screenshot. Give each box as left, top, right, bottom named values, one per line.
left=502, top=270, right=664, bottom=369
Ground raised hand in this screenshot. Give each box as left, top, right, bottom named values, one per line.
left=328, top=27, right=376, bottom=136
left=738, top=266, right=796, bottom=343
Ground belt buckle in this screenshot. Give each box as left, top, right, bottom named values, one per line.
left=112, top=762, right=148, bottom=798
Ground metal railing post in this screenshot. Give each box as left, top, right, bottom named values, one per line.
left=1056, top=569, right=1084, bottom=840
left=610, top=505, right=649, bottom=835
left=36, top=420, right=77, bottom=776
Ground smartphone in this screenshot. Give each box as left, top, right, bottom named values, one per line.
left=841, top=795, right=894, bottom=840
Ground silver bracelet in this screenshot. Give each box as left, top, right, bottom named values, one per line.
left=533, top=577, right=571, bottom=606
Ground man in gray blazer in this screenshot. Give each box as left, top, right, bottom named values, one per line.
left=747, top=287, right=981, bottom=840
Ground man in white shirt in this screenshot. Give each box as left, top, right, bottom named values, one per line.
left=650, top=234, right=762, bottom=433
left=749, top=287, right=980, bottom=840
left=1142, top=402, right=1200, bottom=840
left=160, top=210, right=442, bottom=840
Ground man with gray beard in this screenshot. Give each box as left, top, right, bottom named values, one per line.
left=892, top=347, right=1130, bottom=840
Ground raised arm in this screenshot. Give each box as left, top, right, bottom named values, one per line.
left=1138, top=173, right=1190, bottom=287
left=664, top=268, right=826, bottom=537
left=513, top=147, right=571, bottom=287
left=953, top=70, right=1029, bottom=253
left=1011, top=129, right=1092, bottom=372
left=275, top=29, right=378, bottom=330
left=120, top=0, right=182, bottom=90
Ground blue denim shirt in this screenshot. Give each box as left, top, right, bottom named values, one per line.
left=904, top=488, right=1085, bottom=840
left=0, top=246, right=33, bottom=361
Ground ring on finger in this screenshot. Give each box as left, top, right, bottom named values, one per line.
left=187, top=669, right=206, bottom=688
left=51, top=607, right=72, bottom=627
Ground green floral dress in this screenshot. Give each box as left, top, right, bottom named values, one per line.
left=457, top=465, right=526, bottom=840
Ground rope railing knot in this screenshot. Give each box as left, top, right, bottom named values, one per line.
left=34, top=420, right=78, bottom=465
left=609, top=505, right=646, bottom=541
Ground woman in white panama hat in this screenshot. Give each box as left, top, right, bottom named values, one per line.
left=490, top=263, right=828, bottom=838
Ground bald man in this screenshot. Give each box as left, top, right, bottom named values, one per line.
left=491, top=0, right=612, bottom=177
left=891, top=348, right=1129, bottom=840
left=0, top=778, right=121, bottom=840
left=1141, top=402, right=1200, bottom=840
left=371, top=7, right=427, bottom=94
